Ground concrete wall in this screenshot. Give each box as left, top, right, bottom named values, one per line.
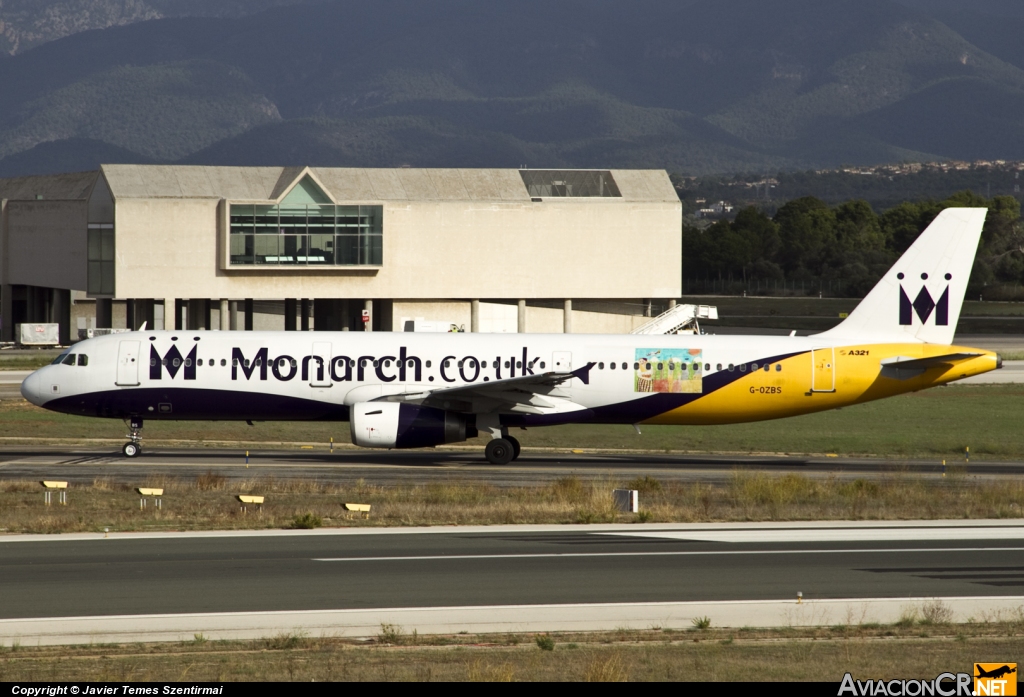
left=391, top=300, right=650, bottom=334
left=112, top=197, right=680, bottom=300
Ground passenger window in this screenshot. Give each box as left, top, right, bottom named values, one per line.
left=609, top=362, right=615, bottom=370
left=426, top=360, right=432, bottom=368
left=739, top=364, right=746, bottom=373
left=763, top=364, right=770, bottom=372
left=373, top=360, right=379, bottom=367
left=232, top=359, right=238, bottom=367
left=776, top=364, right=782, bottom=372
left=645, top=363, right=652, bottom=370
left=516, top=361, right=522, bottom=368
left=633, top=362, right=639, bottom=370
left=78, top=355, right=88, bottom=366
left=694, top=363, right=700, bottom=372
left=541, top=362, right=546, bottom=368
left=621, top=362, right=627, bottom=370
left=598, top=362, right=605, bottom=369
left=752, top=363, right=758, bottom=371
left=705, top=363, right=710, bottom=371
left=444, top=360, right=451, bottom=368
left=221, top=359, right=227, bottom=366
left=728, top=364, right=734, bottom=371
left=198, top=359, right=204, bottom=367
left=657, top=363, right=663, bottom=370
left=184, top=358, right=192, bottom=367
left=716, top=364, right=722, bottom=371
left=62, top=354, right=76, bottom=366
left=504, top=361, right=510, bottom=369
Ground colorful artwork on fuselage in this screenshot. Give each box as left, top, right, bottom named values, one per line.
left=633, top=348, right=702, bottom=393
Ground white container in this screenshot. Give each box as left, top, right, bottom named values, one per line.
left=16, top=323, right=60, bottom=346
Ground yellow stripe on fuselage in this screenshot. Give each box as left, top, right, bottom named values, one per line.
left=642, top=343, right=999, bottom=426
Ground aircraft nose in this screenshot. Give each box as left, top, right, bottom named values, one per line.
left=20, top=369, right=48, bottom=406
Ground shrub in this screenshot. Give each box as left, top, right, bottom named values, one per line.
left=626, top=475, right=663, bottom=494
left=291, top=512, right=322, bottom=529
left=535, top=634, right=555, bottom=651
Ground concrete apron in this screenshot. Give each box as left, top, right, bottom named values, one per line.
left=2, top=596, right=1023, bottom=646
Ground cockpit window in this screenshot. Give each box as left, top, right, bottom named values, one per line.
left=78, top=355, right=88, bottom=366
left=52, top=352, right=69, bottom=365
left=61, top=354, right=76, bottom=366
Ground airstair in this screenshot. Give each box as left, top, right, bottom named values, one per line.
left=630, top=304, right=718, bottom=335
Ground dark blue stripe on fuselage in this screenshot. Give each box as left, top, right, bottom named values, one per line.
left=45, top=387, right=350, bottom=421
left=510, top=349, right=809, bottom=427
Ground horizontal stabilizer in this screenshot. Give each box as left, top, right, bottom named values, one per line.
left=880, top=353, right=983, bottom=370
left=879, top=352, right=983, bottom=380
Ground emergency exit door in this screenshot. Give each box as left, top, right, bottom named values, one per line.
left=116, top=341, right=141, bottom=386
left=553, top=351, right=572, bottom=372
left=811, top=347, right=835, bottom=393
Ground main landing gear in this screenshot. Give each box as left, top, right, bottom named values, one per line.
left=484, top=435, right=521, bottom=465
left=122, top=416, right=143, bottom=458
left=477, top=414, right=521, bottom=465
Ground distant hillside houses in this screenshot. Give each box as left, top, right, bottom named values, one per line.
left=698, top=200, right=735, bottom=218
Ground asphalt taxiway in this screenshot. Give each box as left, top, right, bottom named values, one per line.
left=1, top=521, right=1022, bottom=644
left=0, top=445, right=1019, bottom=485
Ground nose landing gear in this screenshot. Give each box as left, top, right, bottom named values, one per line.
left=122, top=417, right=143, bottom=458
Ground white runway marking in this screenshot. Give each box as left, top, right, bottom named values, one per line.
left=599, top=526, right=1024, bottom=543
left=313, top=546, right=1024, bottom=562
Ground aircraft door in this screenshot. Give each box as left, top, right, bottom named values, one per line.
left=310, top=341, right=332, bottom=387
left=553, top=351, right=572, bottom=372
left=116, top=340, right=141, bottom=386
left=811, top=347, right=835, bottom=393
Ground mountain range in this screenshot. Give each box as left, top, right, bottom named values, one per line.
left=3, top=0, right=1024, bottom=177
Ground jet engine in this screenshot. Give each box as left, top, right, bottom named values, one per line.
left=350, top=402, right=475, bottom=449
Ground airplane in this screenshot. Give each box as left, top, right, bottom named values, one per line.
left=975, top=665, right=1016, bottom=680
left=21, top=207, right=1000, bottom=464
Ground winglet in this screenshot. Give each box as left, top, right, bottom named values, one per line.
left=570, top=362, right=596, bottom=385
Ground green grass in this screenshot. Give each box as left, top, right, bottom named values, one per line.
left=0, top=356, right=57, bottom=371
left=2, top=383, right=1023, bottom=459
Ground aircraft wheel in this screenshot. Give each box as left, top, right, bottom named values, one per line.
left=506, top=435, right=522, bottom=461
left=123, top=442, right=141, bottom=458
left=485, top=438, right=515, bottom=465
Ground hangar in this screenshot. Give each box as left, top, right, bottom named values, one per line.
left=0, top=165, right=682, bottom=343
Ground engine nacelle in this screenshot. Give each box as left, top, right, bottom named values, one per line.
left=350, top=402, right=474, bottom=449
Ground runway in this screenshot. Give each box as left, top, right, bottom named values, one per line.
left=0, top=445, right=1019, bottom=486
left=1, top=521, right=1022, bottom=644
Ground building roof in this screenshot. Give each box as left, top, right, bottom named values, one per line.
left=0, top=171, right=97, bottom=201
left=97, top=165, right=678, bottom=203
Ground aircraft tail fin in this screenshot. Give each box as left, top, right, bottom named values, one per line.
left=816, top=207, right=987, bottom=345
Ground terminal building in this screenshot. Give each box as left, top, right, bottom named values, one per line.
left=0, top=165, right=682, bottom=344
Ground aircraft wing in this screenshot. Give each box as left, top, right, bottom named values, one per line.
left=375, top=363, right=596, bottom=415
left=880, top=352, right=984, bottom=379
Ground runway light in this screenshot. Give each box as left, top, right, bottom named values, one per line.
left=797, top=591, right=803, bottom=604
